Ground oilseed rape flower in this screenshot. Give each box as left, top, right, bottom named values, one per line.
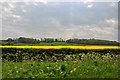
left=0, top=46, right=118, bottom=49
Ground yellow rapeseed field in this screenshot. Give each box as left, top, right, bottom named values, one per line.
left=0, top=46, right=119, bottom=49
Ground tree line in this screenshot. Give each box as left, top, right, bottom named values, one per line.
left=0, top=37, right=119, bottom=46
left=66, top=39, right=119, bottom=46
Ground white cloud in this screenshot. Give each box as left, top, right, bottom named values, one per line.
left=87, top=4, right=93, bottom=8
left=2, top=26, right=32, bottom=39
left=3, top=7, right=11, bottom=13
left=22, top=9, right=27, bottom=13
left=8, top=3, right=15, bottom=8
left=110, top=2, right=116, bottom=7
left=106, top=19, right=117, bottom=24
left=47, top=18, right=61, bottom=27
left=24, top=2, right=30, bottom=5
left=89, top=26, right=117, bottom=41
left=35, top=0, right=48, bottom=4
left=12, top=15, right=21, bottom=18
left=83, top=0, right=93, bottom=4
left=33, top=3, right=38, bottom=6
left=2, top=3, right=15, bottom=14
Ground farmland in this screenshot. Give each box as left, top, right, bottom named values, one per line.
left=0, top=45, right=119, bottom=49
left=2, top=1, right=120, bottom=79
left=2, top=47, right=120, bottom=79
left=2, top=42, right=83, bottom=46
left=1, top=36, right=120, bottom=79
left=1, top=37, right=119, bottom=46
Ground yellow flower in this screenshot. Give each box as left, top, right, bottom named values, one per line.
left=70, top=70, right=73, bottom=74
left=0, top=46, right=118, bottom=49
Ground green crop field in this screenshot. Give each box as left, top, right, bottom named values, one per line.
left=5, top=42, right=118, bottom=46
left=8, top=42, right=83, bottom=46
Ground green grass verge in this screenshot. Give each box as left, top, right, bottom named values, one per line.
left=2, top=60, right=119, bottom=78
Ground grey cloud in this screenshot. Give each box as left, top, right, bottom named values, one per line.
left=2, top=2, right=118, bottom=41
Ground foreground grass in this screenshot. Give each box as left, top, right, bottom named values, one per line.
left=2, top=60, right=119, bottom=78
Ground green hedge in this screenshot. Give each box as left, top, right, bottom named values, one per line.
left=2, top=48, right=120, bottom=62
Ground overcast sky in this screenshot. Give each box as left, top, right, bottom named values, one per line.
left=1, top=2, right=118, bottom=41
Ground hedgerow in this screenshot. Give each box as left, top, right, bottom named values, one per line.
left=2, top=48, right=120, bottom=62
